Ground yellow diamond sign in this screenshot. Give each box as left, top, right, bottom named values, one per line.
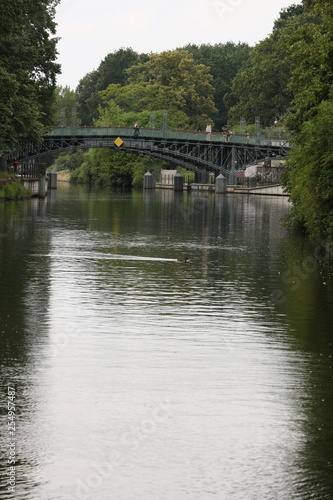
left=114, top=137, right=124, bottom=147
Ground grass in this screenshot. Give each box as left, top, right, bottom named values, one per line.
left=0, top=181, right=32, bottom=201
left=0, top=170, right=16, bottom=180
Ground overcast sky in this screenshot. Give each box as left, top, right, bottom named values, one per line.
left=55, top=0, right=302, bottom=90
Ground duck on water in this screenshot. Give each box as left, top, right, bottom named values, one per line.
left=177, top=256, right=189, bottom=263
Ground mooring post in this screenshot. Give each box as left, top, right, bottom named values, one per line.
left=215, top=173, right=226, bottom=194
left=48, top=171, right=57, bottom=189
left=143, top=171, right=154, bottom=189
left=173, top=172, right=184, bottom=191
left=38, top=176, right=46, bottom=198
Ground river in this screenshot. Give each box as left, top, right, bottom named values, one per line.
left=1, top=183, right=333, bottom=500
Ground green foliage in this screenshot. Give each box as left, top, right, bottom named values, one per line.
left=228, top=5, right=306, bottom=127
left=50, top=150, right=86, bottom=171
left=76, top=48, right=148, bottom=125
left=283, top=7, right=332, bottom=135
left=96, top=85, right=182, bottom=129
left=53, top=86, right=79, bottom=127
left=126, top=50, right=217, bottom=129
left=76, top=71, right=101, bottom=126
left=181, top=42, right=252, bottom=128
left=278, top=1, right=333, bottom=242
left=71, top=149, right=161, bottom=187
left=0, top=182, right=32, bottom=201
left=282, top=100, right=333, bottom=241
left=0, top=0, right=60, bottom=153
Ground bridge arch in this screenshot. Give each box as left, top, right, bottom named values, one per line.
left=15, top=126, right=291, bottom=181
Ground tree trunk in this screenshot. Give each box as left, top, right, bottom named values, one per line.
left=0, top=156, right=7, bottom=171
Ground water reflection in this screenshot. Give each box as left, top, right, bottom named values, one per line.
left=1, top=185, right=333, bottom=499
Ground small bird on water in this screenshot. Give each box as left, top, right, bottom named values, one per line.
left=177, top=256, right=189, bottom=263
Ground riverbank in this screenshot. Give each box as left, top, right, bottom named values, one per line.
left=0, top=177, right=32, bottom=201
left=56, top=170, right=71, bottom=182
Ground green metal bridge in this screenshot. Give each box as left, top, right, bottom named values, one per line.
left=17, top=126, right=291, bottom=182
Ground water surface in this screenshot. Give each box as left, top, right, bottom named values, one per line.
left=1, top=184, right=333, bottom=500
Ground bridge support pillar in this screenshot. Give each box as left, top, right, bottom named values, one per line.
left=215, top=174, right=226, bottom=194
left=143, top=171, right=154, bottom=189
left=38, top=177, right=47, bottom=198
left=227, top=146, right=237, bottom=185
left=195, top=171, right=209, bottom=184
left=174, top=172, right=184, bottom=192
left=48, top=171, right=57, bottom=189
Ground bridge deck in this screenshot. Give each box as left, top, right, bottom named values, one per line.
left=49, top=126, right=290, bottom=148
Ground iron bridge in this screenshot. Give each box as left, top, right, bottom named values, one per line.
left=15, top=126, right=291, bottom=182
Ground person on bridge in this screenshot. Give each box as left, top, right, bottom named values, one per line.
left=133, top=122, right=140, bottom=138
left=205, top=124, right=212, bottom=141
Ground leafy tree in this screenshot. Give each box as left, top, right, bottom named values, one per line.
left=97, top=83, right=188, bottom=129
left=126, top=50, right=217, bottom=129
left=71, top=148, right=160, bottom=187
left=95, top=48, right=148, bottom=90
left=76, top=48, right=148, bottom=125
left=0, top=0, right=60, bottom=154
left=228, top=4, right=305, bottom=127
left=281, top=0, right=333, bottom=241
left=181, top=43, right=252, bottom=129
left=51, top=149, right=86, bottom=171
left=53, top=86, right=78, bottom=127
left=283, top=100, right=333, bottom=240
left=76, top=71, right=100, bottom=126
left=283, top=3, right=332, bottom=134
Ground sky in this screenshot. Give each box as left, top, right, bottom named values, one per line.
left=54, top=0, right=302, bottom=90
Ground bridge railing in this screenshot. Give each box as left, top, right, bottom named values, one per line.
left=49, top=126, right=290, bottom=148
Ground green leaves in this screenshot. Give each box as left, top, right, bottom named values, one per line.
left=99, top=50, right=217, bottom=130
left=283, top=100, right=333, bottom=240
left=228, top=7, right=305, bottom=127
left=0, top=0, right=60, bottom=154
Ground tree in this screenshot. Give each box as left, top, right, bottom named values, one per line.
left=181, top=43, right=252, bottom=128
left=53, top=86, right=78, bottom=127
left=76, top=48, right=148, bottom=125
left=76, top=70, right=100, bottom=126
left=97, top=82, right=189, bottom=129
left=283, top=3, right=332, bottom=134
left=283, top=100, right=333, bottom=241
left=126, top=50, right=217, bottom=129
left=70, top=148, right=160, bottom=187
left=0, top=0, right=60, bottom=154
left=281, top=1, right=333, bottom=241
left=228, top=4, right=305, bottom=127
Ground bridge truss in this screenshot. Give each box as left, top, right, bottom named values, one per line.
left=13, top=127, right=290, bottom=183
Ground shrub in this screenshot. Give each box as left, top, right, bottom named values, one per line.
left=0, top=181, right=32, bottom=200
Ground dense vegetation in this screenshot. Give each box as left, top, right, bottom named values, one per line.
left=0, top=181, right=32, bottom=201
left=0, top=0, right=60, bottom=155
left=281, top=0, right=333, bottom=242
